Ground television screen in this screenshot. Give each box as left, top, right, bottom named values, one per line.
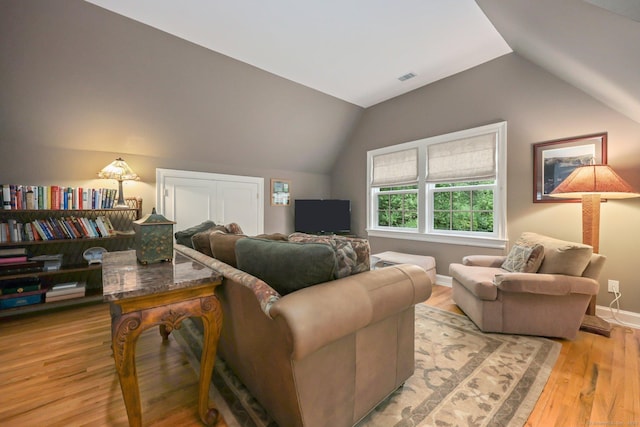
left=294, top=199, right=351, bottom=234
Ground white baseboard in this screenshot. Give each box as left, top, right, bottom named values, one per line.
left=596, top=304, right=640, bottom=329
left=436, top=274, right=639, bottom=330
left=435, top=274, right=452, bottom=287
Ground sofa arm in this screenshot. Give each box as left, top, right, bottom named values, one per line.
left=269, top=264, right=432, bottom=360
left=494, top=272, right=599, bottom=296
left=175, top=244, right=281, bottom=316
left=463, top=255, right=506, bottom=268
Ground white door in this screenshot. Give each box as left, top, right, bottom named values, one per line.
left=157, top=169, right=264, bottom=236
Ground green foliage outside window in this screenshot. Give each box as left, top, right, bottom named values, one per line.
left=433, top=184, right=494, bottom=232
left=377, top=185, right=418, bottom=228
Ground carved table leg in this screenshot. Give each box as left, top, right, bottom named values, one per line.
left=197, top=295, right=223, bottom=426
left=111, top=311, right=145, bottom=427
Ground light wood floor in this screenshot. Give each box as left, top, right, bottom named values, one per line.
left=1, top=285, right=638, bottom=427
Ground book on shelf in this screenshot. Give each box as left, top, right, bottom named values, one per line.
left=30, top=254, right=63, bottom=271
left=0, top=260, right=45, bottom=276
left=0, top=288, right=45, bottom=309
left=0, top=255, right=29, bottom=265
left=0, top=247, right=27, bottom=257
left=46, top=281, right=86, bottom=301
left=0, top=184, right=123, bottom=210
left=0, top=277, right=41, bottom=295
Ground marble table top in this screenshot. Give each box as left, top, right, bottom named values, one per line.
left=102, top=250, right=222, bottom=302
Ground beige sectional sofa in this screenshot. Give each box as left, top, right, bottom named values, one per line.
left=174, top=227, right=432, bottom=427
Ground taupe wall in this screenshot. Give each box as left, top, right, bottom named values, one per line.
left=332, top=53, right=640, bottom=313
left=0, top=0, right=362, bottom=233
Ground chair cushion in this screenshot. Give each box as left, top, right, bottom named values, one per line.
left=501, top=243, right=544, bottom=273
left=517, top=232, right=592, bottom=276
left=235, top=238, right=337, bottom=296
left=449, top=263, right=500, bottom=301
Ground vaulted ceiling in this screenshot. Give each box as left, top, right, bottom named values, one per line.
left=85, top=0, right=640, bottom=123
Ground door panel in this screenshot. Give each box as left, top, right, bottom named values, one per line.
left=157, top=169, right=264, bottom=238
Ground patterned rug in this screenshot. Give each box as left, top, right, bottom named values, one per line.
left=174, top=304, right=560, bottom=427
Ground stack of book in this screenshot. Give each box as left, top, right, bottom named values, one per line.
left=45, top=282, right=86, bottom=302
left=0, top=248, right=44, bottom=276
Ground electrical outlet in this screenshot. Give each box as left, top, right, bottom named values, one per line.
left=608, top=279, right=620, bottom=293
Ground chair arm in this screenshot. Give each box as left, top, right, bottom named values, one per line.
left=269, top=264, right=432, bottom=360
left=494, top=272, right=599, bottom=296
left=463, top=255, right=506, bottom=268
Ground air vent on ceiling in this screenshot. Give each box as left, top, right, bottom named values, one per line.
left=398, top=72, right=416, bottom=82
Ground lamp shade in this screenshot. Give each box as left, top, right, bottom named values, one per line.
left=98, top=158, right=139, bottom=181
left=550, top=164, right=640, bottom=199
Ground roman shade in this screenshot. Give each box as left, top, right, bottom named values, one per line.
left=426, top=133, right=496, bottom=183
left=371, top=148, right=418, bottom=187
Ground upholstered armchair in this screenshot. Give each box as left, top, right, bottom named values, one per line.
left=449, top=232, right=606, bottom=340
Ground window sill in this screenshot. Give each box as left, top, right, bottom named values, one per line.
left=366, top=228, right=507, bottom=249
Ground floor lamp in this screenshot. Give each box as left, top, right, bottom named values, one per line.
left=550, top=164, right=639, bottom=337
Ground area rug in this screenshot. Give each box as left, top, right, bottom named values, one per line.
left=174, top=304, right=560, bottom=427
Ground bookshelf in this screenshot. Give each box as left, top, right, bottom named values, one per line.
left=0, top=198, right=142, bottom=317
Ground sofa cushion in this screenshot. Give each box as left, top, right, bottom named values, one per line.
left=235, top=238, right=337, bottom=296
left=191, top=226, right=228, bottom=256
left=174, top=220, right=217, bottom=248
left=449, top=263, right=500, bottom=301
left=288, top=233, right=370, bottom=278
left=516, top=232, right=593, bottom=276
left=501, top=243, right=544, bottom=273
left=210, top=232, right=247, bottom=267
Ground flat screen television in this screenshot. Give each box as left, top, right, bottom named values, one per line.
left=294, top=199, right=351, bottom=234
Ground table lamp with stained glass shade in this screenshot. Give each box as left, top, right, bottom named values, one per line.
left=98, top=157, right=140, bottom=208
left=550, top=163, right=640, bottom=336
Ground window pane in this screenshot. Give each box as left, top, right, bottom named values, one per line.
left=390, top=211, right=403, bottom=227
left=405, top=193, right=418, bottom=210
left=390, top=194, right=403, bottom=210
left=433, top=192, right=450, bottom=210
left=433, top=212, right=450, bottom=230
left=378, top=211, right=389, bottom=226
left=405, top=211, right=418, bottom=228
left=472, top=190, right=493, bottom=210
left=452, top=212, right=471, bottom=231
left=452, top=191, right=471, bottom=211
left=473, top=212, right=494, bottom=232
left=378, top=194, right=389, bottom=209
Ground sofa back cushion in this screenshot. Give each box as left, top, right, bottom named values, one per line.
left=516, top=232, right=593, bottom=276
left=288, top=233, right=370, bottom=278
left=174, top=220, right=217, bottom=248
left=235, top=238, right=337, bottom=296
left=209, top=232, right=247, bottom=267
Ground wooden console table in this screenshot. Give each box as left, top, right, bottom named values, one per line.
left=103, top=250, right=223, bottom=427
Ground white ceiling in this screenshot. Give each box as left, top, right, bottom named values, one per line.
left=84, top=0, right=512, bottom=108
left=84, top=0, right=640, bottom=124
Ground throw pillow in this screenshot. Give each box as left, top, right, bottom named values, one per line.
left=501, top=243, right=545, bottom=273
left=235, top=238, right=337, bottom=296
left=174, top=220, right=217, bottom=248
left=224, top=222, right=244, bottom=235
left=516, top=232, right=593, bottom=276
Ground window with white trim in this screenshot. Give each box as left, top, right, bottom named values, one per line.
left=367, top=122, right=507, bottom=248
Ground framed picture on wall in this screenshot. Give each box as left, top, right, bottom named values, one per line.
left=533, top=132, right=607, bottom=202
left=271, top=179, right=291, bottom=206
